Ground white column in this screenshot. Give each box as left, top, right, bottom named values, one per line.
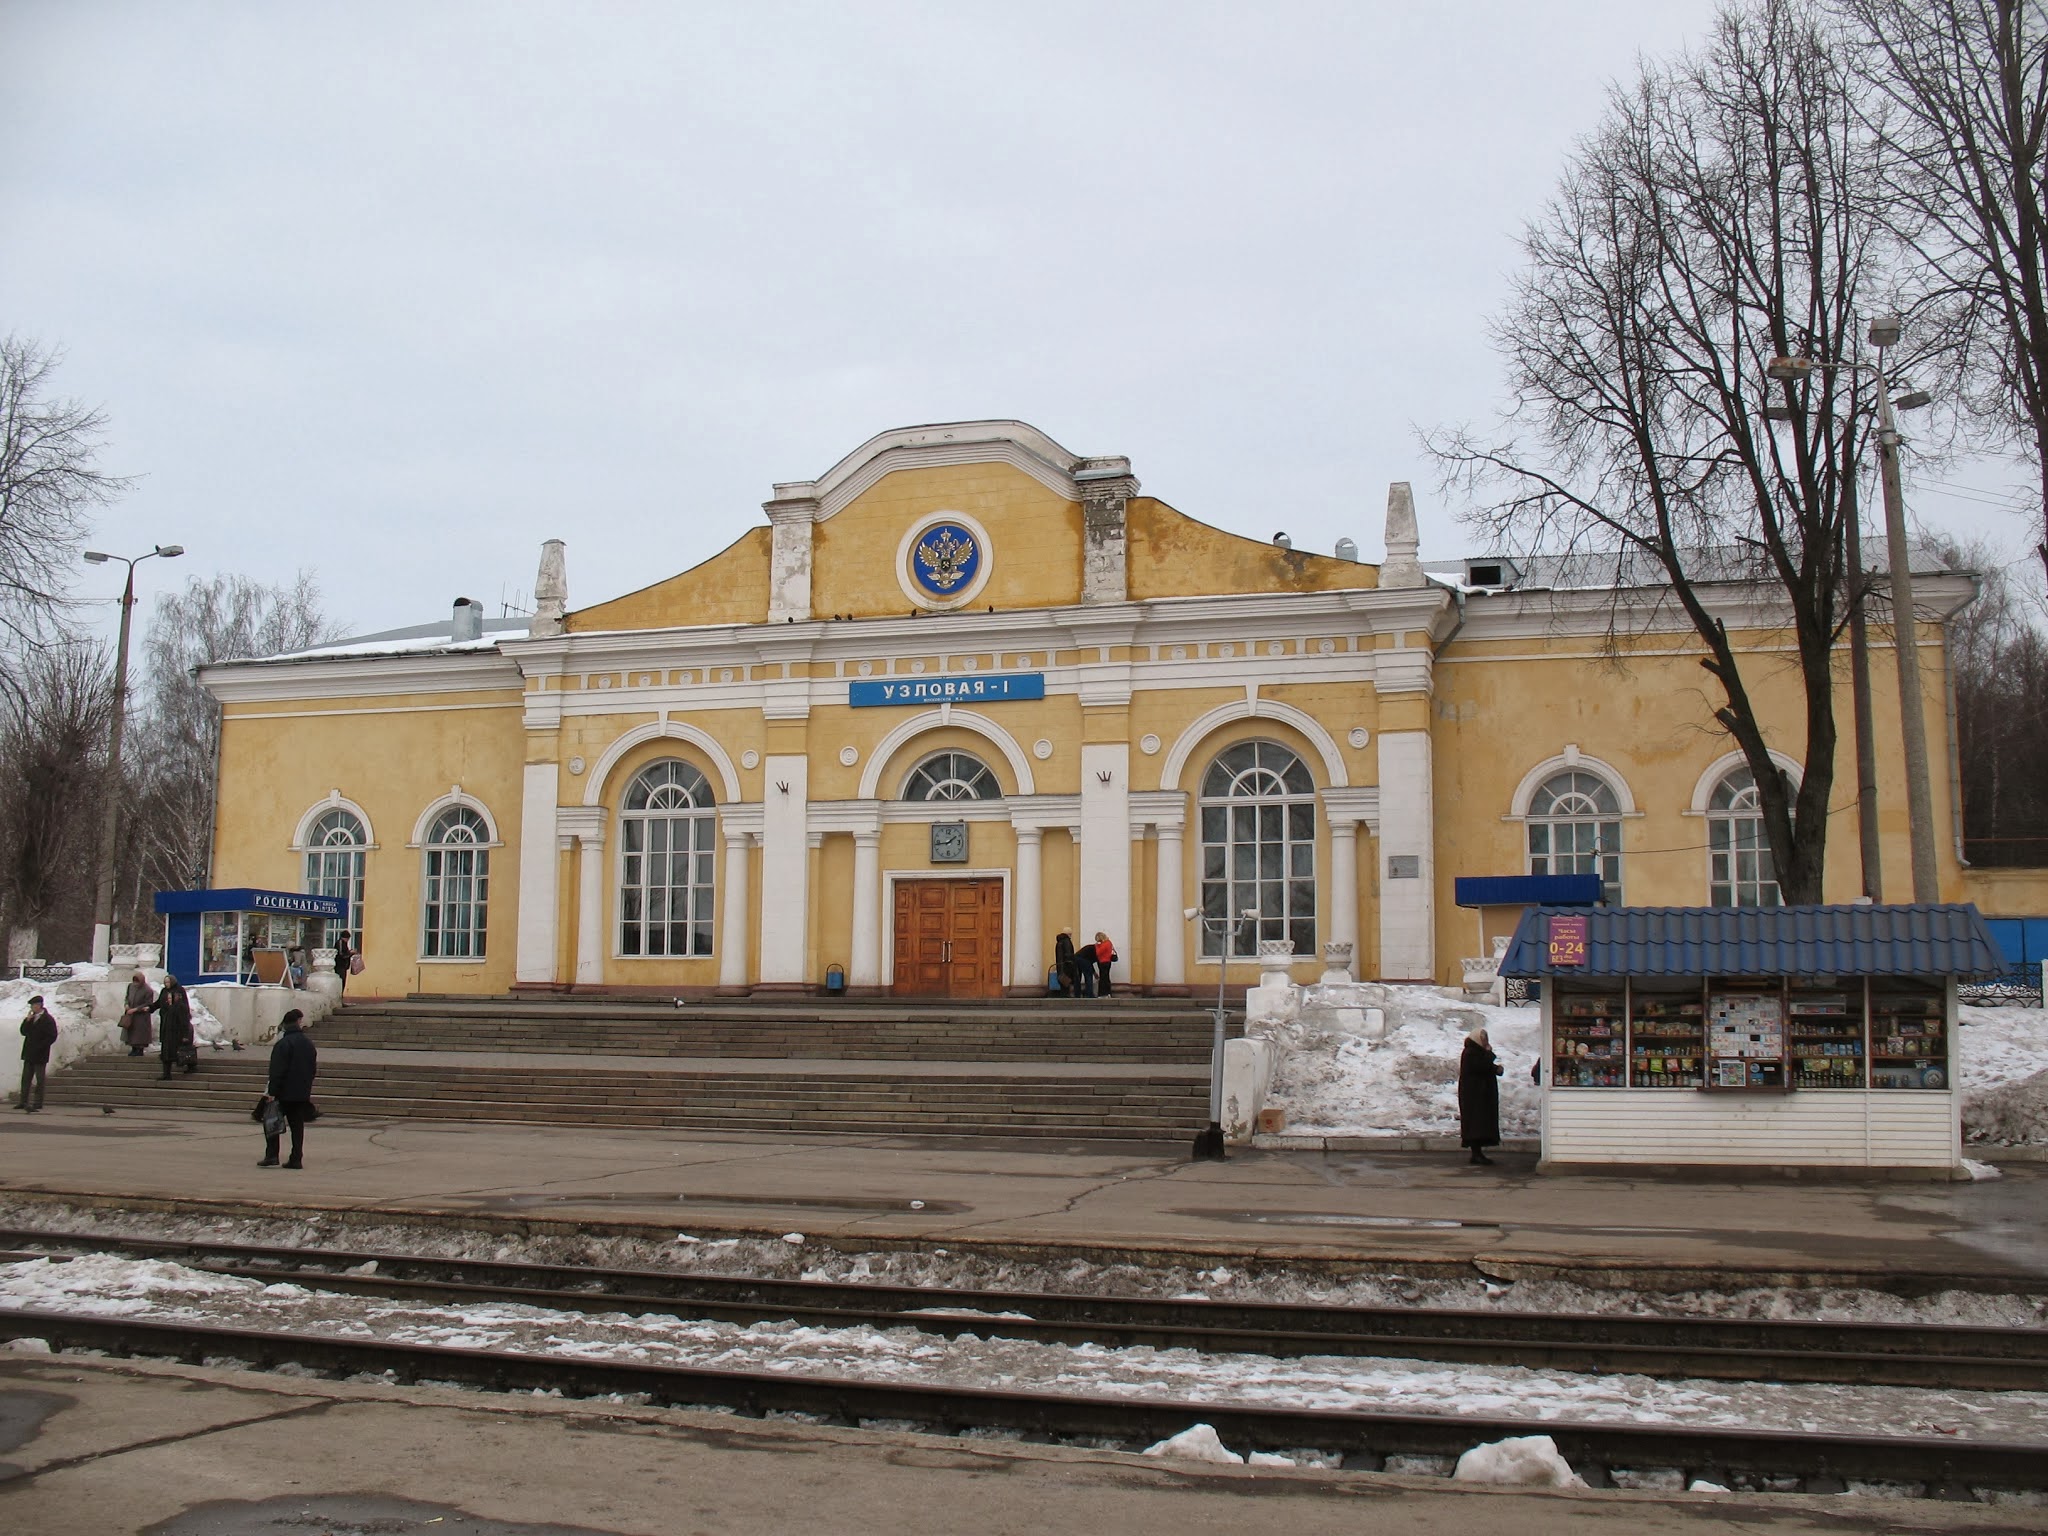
left=574, top=823, right=606, bottom=987
left=1328, top=819, right=1360, bottom=973
left=1079, top=742, right=1131, bottom=954
left=1011, top=826, right=1043, bottom=989
left=718, top=828, right=752, bottom=991
left=1152, top=823, right=1185, bottom=986
left=758, top=755, right=810, bottom=984
left=515, top=763, right=561, bottom=984
left=1377, top=730, right=1435, bottom=981
left=849, top=830, right=882, bottom=990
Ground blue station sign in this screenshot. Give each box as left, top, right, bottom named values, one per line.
left=849, top=673, right=1045, bottom=707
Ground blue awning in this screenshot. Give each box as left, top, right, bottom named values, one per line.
left=1499, top=903, right=2006, bottom=979
left=1454, top=874, right=1604, bottom=908
left=152, top=888, right=349, bottom=921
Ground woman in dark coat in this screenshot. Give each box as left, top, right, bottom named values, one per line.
left=1458, top=1027, right=1504, bottom=1165
left=1053, top=931, right=1079, bottom=998
left=152, top=976, right=195, bottom=1079
left=333, top=931, right=355, bottom=994
left=259, top=1009, right=318, bottom=1170
left=120, top=973, right=156, bottom=1056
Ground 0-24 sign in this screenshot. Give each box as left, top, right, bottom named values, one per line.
left=1547, top=914, right=1589, bottom=968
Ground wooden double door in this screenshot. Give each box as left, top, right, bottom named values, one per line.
left=891, top=878, right=1005, bottom=998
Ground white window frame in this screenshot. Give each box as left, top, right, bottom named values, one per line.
left=1196, top=738, right=1318, bottom=959
left=1523, top=769, right=1626, bottom=903
left=616, top=758, right=719, bottom=960
left=900, top=749, right=1004, bottom=803
left=417, top=802, right=493, bottom=961
left=302, top=808, right=368, bottom=938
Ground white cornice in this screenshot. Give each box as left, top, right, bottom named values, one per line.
left=770, top=421, right=1125, bottom=522
left=204, top=651, right=522, bottom=704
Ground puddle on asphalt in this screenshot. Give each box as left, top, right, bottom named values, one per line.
left=1176, top=1210, right=1476, bottom=1230
left=470, top=1191, right=970, bottom=1215
left=146, top=1494, right=620, bottom=1535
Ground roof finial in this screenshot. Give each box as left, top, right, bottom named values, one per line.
left=1381, top=483, right=1423, bottom=589
left=531, top=539, right=567, bottom=637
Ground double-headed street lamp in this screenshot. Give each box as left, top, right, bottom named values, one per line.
left=83, top=543, right=183, bottom=965
left=1768, top=317, right=1938, bottom=903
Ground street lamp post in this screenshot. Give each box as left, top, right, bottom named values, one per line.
left=1188, top=906, right=1258, bottom=1162
left=1767, top=318, right=1937, bottom=901
left=84, top=543, right=183, bottom=965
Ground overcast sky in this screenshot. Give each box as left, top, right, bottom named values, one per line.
left=4, top=1, right=2032, bottom=640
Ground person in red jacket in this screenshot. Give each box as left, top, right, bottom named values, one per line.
left=1089, top=932, right=1118, bottom=998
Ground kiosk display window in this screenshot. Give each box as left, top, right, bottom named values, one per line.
left=1788, top=981, right=1865, bottom=1088
left=1551, top=983, right=1626, bottom=1087
left=1708, top=983, right=1787, bottom=1089
left=1628, top=980, right=1705, bottom=1088
left=1870, top=978, right=1948, bottom=1089
left=200, top=912, right=239, bottom=976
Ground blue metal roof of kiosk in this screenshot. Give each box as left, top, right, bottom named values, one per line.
left=1499, top=903, right=2006, bottom=979
left=152, top=888, right=349, bottom=920
left=1454, top=875, right=1603, bottom=908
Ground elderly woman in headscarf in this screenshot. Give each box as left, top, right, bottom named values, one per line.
left=120, top=971, right=157, bottom=1057
left=1458, top=1026, right=1504, bottom=1166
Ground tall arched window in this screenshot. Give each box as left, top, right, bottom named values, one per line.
left=1527, top=770, right=1623, bottom=903
left=1198, top=740, right=1316, bottom=958
left=902, top=750, right=1001, bottom=801
left=420, top=806, right=489, bottom=959
left=1708, top=767, right=1782, bottom=907
left=304, top=809, right=366, bottom=937
left=619, top=760, right=717, bottom=957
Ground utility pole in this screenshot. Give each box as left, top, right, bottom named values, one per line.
left=1844, top=484, right=1882, bottom=900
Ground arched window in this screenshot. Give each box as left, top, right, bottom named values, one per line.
left=901, top=750, right=1002, bottom=802
left=619, top=760, right=717, bottom=957
left=304, top=809, right=366, bottom=937
left=1708, top=767, right=1782, bottom=907
left=420, top=806, right=489, bottom=959
left=1198, top=740, right=1316, bottom=958
left=1527, top=770, right=1623, bottom=903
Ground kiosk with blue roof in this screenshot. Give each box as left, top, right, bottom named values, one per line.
left=1499, top=903, right=2006, bottom=1176
left=153, top=888, right=350, bottom=985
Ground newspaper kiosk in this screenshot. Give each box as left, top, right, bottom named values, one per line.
left=154, top=888, right=350, bottom=984
left=1500, top=903, right=2004, bottom=1176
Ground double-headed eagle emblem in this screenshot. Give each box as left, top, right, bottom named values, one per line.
left=915, top=527, right=976, bottom=591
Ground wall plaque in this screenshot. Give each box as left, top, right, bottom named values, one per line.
left=1547, top=914, right=1589, bottom=967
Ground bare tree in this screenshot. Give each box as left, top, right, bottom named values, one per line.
left=0, top=337, right=132, bottom=667
left=1841, top=0, right=2048, bottom=582
left=126, top=572, right=337, bottom=910
left=0, top=645, right=112, bottom=967
left=1428, top=0, right=1913, bottom=904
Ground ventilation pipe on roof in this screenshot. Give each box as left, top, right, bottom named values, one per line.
left=451, top=597, right=485, bottom=643
left=1334, top=537, right=1359, bottom=562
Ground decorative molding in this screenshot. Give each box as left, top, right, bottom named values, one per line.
left=1032, top=738, right=1053, bottom=761
left=1158, top=697, right=1350, bottom=792
left=1684, top=748, right=1803, bottom=815
left=897, top=509, right=995, bottom=611
left=1319, top=785, right=1382, bottom=831
left=774, top=421, right=1125, bottom=524
left=838, top=745, right=860, bottom=767
left=203, top=651, right=522, bottom=704
left=1128, top=789, right=1188, bottom=832
left=409, top=788, right=503, bottom=848
left=581, top=720, right=744, bottom=807
left=1007, top=793, right=1083, bottom=833
left=856, top=708, right=1037, bottom=799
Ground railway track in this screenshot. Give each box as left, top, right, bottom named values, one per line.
left=4, top=1224, right=2045, bottom=1395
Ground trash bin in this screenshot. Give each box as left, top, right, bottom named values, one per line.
left=825, top=964, right=846, bottom=996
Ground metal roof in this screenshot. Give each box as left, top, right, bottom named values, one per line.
left=1499, top=904, right=2007, bottom=980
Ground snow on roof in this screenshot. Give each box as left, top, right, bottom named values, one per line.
left=251, top=615, right=530, bottom=663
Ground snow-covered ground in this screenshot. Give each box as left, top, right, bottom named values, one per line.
left=4, top=1251, right=2045, bottom=1444
left=3, top=1201, right=2042, bottom=1329
left=1, top=968, right=234, bottom=1074
left=1259, top=992, right=2048, bottom=1146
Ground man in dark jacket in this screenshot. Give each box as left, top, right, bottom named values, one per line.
left=153, top=976, right=195, bottom=1079
left=17, top=997, right=58, bottom=1112
left=260, top=1009, right=318, bottom=1169
left=1458, top=1027, right=1504, bottom=1166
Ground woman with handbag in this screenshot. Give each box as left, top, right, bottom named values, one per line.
left=333, top=931, right=357, bottom=994
left=120, top=972, right=157, bottom=1056
left=257, top=1009, right=318, bottom=1169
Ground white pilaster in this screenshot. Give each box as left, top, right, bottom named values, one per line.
left=1011, top=827, right=1043, bottom=989
left=758, top=754, right=811, bottom=984
left=1080, top=742, right=1131, bottom=953
left=1152, top=824, right=1185, bottom=986
left=573, top=818, right=606, bottom=987
left=718, top=826, right=752, bottom=990
left=850, top=830, right=882, bottom=989
left=1328, top=820, right=1360, bottom=973
left=1377, top=730, right=1435, bottom=980
left=514, top=763, right=561, bottom=984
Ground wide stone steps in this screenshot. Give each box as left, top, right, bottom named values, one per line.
left=319, top=999, right=1226, bottom=1063
left=53, top=1055, right=1211, bottom=1140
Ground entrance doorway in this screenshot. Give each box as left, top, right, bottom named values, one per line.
left=891, top=878, right=1005, bottom=998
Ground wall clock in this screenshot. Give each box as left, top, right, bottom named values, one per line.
left=930, top=821, right=968, bottom=863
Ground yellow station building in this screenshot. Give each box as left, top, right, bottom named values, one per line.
left=201, top=420, right=2032, bottom=1001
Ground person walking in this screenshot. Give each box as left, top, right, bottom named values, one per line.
left=1458, top=1027, right=1504, bottom=1166
left=259, top=1008, right=318, bottom=1169
left=333, top=930, right=356, bottom=994
left=120, top=971, right=157, bottom=1056
left=17, top=996, right=58, bottom=1112
left=153, top=975, right=196, bottom=1079
left=1089, top=932, right=1118, bottom=998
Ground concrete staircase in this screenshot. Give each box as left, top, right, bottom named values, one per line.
left=51, top=997, right=1230, bottom=1141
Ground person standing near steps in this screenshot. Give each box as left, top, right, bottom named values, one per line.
left=259, top=1009, right=318, bottom=1169
left=1458, top=1027, right=1504, bottom=1166
left=17, top=996, right=57, bottom=1112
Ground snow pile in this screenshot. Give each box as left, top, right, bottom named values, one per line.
left=1452, top=1434, right=1588, bottom=1489
left=1142, top=1424, right=1242, bottom=1464
left=1, top=967, right=230, bottom=1084
left=1264, top=991, right=1540, bottom=1138
left=1960, top=1007, right=2048, bottom=1146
